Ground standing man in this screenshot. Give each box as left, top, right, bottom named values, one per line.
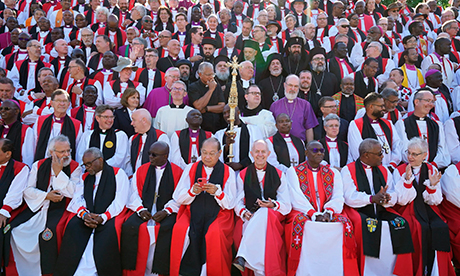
left=332, top=76, right=364, bottom=122
left=270, top=75, right=318, bottom=142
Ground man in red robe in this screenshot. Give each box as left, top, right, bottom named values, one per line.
left=170, top=137, right=237, bottom=276
left=121, top=141, right=183, bottom=276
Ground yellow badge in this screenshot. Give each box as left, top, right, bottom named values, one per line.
left=105, top=141, right=114, bottom=148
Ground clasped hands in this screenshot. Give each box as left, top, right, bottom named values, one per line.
left=138, top=210, right=168, bottom=223
left=192, top=182, right=218, bottom=195
left=371, top=185, right=391, bottom=206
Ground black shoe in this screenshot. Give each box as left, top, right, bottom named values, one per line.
left=232, top=256, right=246, bottom=272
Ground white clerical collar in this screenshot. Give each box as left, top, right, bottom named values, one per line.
left=326, top=135, right=337, bottom=142
left=0, top=161, right=9, bottom=168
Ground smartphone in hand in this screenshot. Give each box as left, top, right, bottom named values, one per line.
left=197, top=178, right=206, bottom=188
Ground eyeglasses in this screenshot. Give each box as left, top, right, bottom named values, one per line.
left=323, top=105, right=337, bottom=109
left=144, top=19, right=154, bottom=23
left=55, top=148, right=72, bottom=154
left=312, top=57, right=325, bottom=61
left=18, top=37, right=30, bottom=41
left=97, top=115, right=115, bottom=120
left=385, top=98, right=399, bottom=104
left=159, top=35, right=172, bottom=39
left=196, top=32, right=204, bottom=36
left=308, top=148, right=325, bottom=154
left=171, top=87, right=186, bottom=92
left=247, top=91, right=261, bottom=95
left=29, top=44, right=42, bottom=49
left=420, top=98, right=436, bottom=104
left=367, top=151, right=383, bottom=156
left=405, top=150, right=426, bottom=158
left=0, top=107, right=14, bottom=111
left=81, top=157, right=100, bottom=168
left=339, top=25, right=350, bottom=28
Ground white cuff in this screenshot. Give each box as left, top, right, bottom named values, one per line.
left=311, top=211, right=322, bottom=222
left=136, top=207, right=147, bottom=216
left=0, top=209, right=11, bottom=218
left=100, top=214, right=107, bottom=225
left=212, top=184, right=222, bottom=197
left=403, top=173, right=415, bottom=185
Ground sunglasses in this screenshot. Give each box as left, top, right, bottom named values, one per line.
left=340, top=25, right=350, bottom=28
left=309, top=148, right=325, bottom=154
left=144, top=19, right=154, bottom=23
left=18, top=38, right=30, bottom=41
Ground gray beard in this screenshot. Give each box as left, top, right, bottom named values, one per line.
left=181, top=74, right=190, bottom=82
left=216, top=70, right=230, bottom=81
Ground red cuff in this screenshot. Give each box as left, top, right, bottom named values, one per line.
left=239, top=208, right=246, bottom=216
left=307, top=209, right=315, bottom=218
left=188, top=189, right=196, bottom=197
left=426, top=186, right=436, bottom=194
left=404, top=182, right=413, bottom=189
left=165, top=207, right=173, bottom=214
left=37, top=108, right=43, bottom=115
left=135, top=206, right=144, bottom=212
left=389, top=162, right=397, bottom=168
left=77, top=206, right=86, bottom=213
left=28, top=95, right=34, bottom=101
left=325, top=207, right=334, bottom=213
left=431, top=162, right=438, bottom=169
left=104, top=211, right=111, bottom=220
left=215, top=192, right=225, bottom=200
left=1, top=205, right=12, bottom=213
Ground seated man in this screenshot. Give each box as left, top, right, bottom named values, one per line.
left=76, top=105, right=129, bottom=170
left=319, top=114, right=349, bottom=170
left=286, top=141, right=358, bottom=276
left=215, top=105, right=263, bottom=172
left=342, top=138, right=414, bottom=276
left=266, top=113, right=305, bottom=173
left=395, top=89, right=450, bottom=169
left=122, top=141, right=183, bottom=276
left=332, top=76, right=365, bottom=123
left=33, top=89, right=83, bottom=162
left=233, top=140, right=291, bottom=275
left=348, top=92, right=401, bottom=171
left=154, top=80, right=194, bottom=137
left=128, top=109, right=170, bottom=176
left=11, top=135, right=81, bottom=275
left=170, top=137, right=236, bottom=276
left=314, top=96, right=349, bottom=142
left=0, top=100, right=35, bottom=167
left=393, top=137, right=454, bottom=276
left=22, top=74, right=59, bottom=126
left=0, top=139, right=30, bottom=274
left=54, top=148, right=129, bottom=275
left=240, top=85, right=277, bottom=140
left=170, top=109, right=213, bottom=169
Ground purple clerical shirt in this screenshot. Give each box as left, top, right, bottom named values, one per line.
left=143, top=86, right=189, bottom=117
left=270, top=97, right=318, bottom=141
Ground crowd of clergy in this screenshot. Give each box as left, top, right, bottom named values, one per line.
left=4, top=0, right=460, bottom=275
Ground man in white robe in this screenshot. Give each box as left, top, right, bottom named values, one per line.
left=233, top=140, right=291, bottom=275
left=11, top=135, right=81, bottom=275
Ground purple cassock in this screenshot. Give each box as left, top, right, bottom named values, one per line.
left=143, top=86, right=189, bottom=118
left=270, top=97, right=319, bottom=141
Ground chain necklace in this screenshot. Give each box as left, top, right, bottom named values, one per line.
left=288, top=58, right=300, bottom=75
left=283, top=97, right=297, bottom=120
left=269, top=75, right=283, bottom=101
left=312, top=71, right=325, bottom=95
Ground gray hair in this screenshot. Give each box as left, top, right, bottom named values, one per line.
left=342, top=75, right=354, bottom=81
left=380, top=88, right=399, bottom=99
left=336, top=18, right=349, bottom=26
left=285, top=74, right=300, bottom=83
left=133, top=37, right=148, bottom=48
left=291, top=29, right=306, bottom=45
left=48, top=135, right=70, bottom=151
left=83, top=147, right=104, bottom=159
left=358, top=138, right=380, bottom=156
left=133, top=4, right=147, bottom=17
left=368, top=41, right=383, bottom=53
left=407, top=137, right=428, bottom=153
left=198, top=61, right=214, bottom=74
left=26, top=39, right=39, bottom=48
left=81, top=27, right=94, bottom=35
left=285, top=13, right=296, bottom=22
left=38, top=67, right=54, bottom=78
left=251, top=139, right=268, bottom=151
left=324, top=113, right=341, bottom=126
left=95, top=6, right=110, bottom=18
left=165, top=67, right=180, bottom=76
left=220, top=8, right=231, bottom=17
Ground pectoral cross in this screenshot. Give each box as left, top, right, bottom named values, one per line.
left=191, top=155, right=197, bottom=163
left=422, top=134, right=427, bottom=141
left=382, top=143, right=390, bottom=154
left=291, top=158, right=298, bottom=166
left=153, top=193, right=160, bottom=205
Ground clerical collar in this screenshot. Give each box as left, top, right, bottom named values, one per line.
left=100, top=129, right=108, bottom=134
left=64, top=25, right=73, bottom=28
left=84, top=104, right=96, bottom=110
left=325, top=136, right=337, bottom=142
left=102, top=68, right=112, bottom=73
left=189, top=128, right=200, bottom=138
left=342, top=93, right=352, bottom=98
left=54, top=115, right=64, bottom=123
left=58, top=56, right=66, bottom=61
left=415, top=115, right=425, bottom=121
left=280, top=133, right=290, bottom=138
left=406, top=64, right=416, bottom=71
left=0, top=161, right=8, bottom=168
left=177, top=31, right=186, bottom=35
left=18, top=49, right=28, bottom=54
left=426, top=85, right=439, bottom=94
left=306, top=161, right=319, bottom=172
left=434, top=52, right=443, bottom=60
left=368, top=116, right=379, bottom=124
left=169, top=55, right=179, bottom=61
left=156, top=162, right=168, bottom=170
left=360, top=161, right=372, bottom=169
left=170, top=103, right=185, bottom=108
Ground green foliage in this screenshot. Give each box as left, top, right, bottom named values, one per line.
left=381, top=0, right=450, bottom=9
